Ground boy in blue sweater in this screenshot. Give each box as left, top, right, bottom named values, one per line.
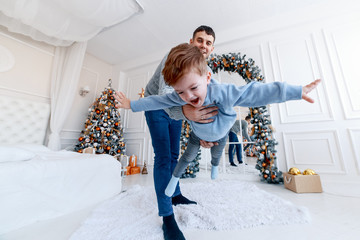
left=114, top=43, right=321, bottom=197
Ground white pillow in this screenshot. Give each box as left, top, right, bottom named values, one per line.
left=12, top=143, right=51, bottom=152
left=0, top=146, right=36, bottom=163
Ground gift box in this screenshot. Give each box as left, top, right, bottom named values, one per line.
left=130, top=166, right=141, bottom=175
left=129, top=154, right=137, bottom=167
left=283, top=172, right=323, bottom=193
left=125, top=166, right=132, bottom=175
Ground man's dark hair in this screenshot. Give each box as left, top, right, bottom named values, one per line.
left=193, top=25, right=216, bottom=43
left=245, top=116, right=251, bottom=121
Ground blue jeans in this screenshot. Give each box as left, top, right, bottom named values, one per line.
left=228, top=131, right=242, bottom=163
left=145, top=109, right=182, bottom=217
left=243, top=135, right=255, bottom=151
left=172, top=131, right=227, bottom=178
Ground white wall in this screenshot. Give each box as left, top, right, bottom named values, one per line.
left=119, top=4, right=360, bottom=184
left=0, top=26, right=118, bottom=149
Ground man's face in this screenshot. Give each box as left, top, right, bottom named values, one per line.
left=173, top=70, right=211, bottom=108
left=190, top=31, right=215, bottom=59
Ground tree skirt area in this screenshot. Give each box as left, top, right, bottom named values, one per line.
left=70, top=180, right=310, bottom=240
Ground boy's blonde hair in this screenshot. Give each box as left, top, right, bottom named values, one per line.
left=162, top=43, right=208, bottom=86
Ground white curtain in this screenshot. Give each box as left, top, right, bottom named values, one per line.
left=47, top=42, right=87, bottom=150
left=0, top=0, right=143, bottom=46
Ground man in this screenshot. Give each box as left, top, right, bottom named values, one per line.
left=228, top=116, right=251, bottom=166
left=143, top=26, right=217, bottom=240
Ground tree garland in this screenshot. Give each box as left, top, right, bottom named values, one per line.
left=207, top=53, right=283, bottom=184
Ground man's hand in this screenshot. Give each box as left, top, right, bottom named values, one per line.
left=302, top=79, right=321, bottom=103
left=200, top=140, right=219, bottom=148
left=182, top=104, right=218, bottom=123
left=113, top=91, right=131, bottom=109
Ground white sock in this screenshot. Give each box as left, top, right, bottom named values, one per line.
left=211, top=166, right=218, bottom=180
left=165, top=175, right=180, bottom=197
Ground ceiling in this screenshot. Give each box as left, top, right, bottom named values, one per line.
left=85, top=0, right=335, bottom=71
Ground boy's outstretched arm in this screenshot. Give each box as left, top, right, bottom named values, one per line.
left=113, top=91, right=131, bottom=109
left=302, top=79, right=321, bottom=103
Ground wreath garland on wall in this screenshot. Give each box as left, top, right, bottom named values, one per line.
left=207, top=53, right=283, bottom=184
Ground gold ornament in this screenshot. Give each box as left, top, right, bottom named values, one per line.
left=289, top=167, right=301, bottom=175
left=245, top=70, right=252, bottom=78
left=303, top=169, right=316, bottom=175
left=138, top=88, right=145, bottom=98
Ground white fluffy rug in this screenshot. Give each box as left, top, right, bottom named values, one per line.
left=70, top=180, right=310, bottom=240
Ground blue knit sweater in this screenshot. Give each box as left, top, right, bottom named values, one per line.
left=131, top=81, right=302, bottom=142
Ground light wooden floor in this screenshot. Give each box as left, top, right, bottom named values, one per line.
left=2, top=157, right=360, bottom=240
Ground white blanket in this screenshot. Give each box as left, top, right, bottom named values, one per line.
left=70, top=180, right=310, bottom=240
left=0, top=149, right=122, bottom=234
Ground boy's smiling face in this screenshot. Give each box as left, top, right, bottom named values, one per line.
left=173, top=70, right=211, bottom=107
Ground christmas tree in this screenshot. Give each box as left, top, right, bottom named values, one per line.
left=251, top=106, right=282, bottom=183
left=74, top=79, right=125, bottom=156
left=179, top=121, right=200, bottom=178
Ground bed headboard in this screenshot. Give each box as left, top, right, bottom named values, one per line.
left=0, top=95, right=50, bottom=144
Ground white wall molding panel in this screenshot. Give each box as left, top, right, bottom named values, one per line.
left=348, top=128, right=360, bottom=175
left=0, top=28, right=54, bottom=98
left=323, top=21, right=360, bottom=120
left=124, top=73, right=148, bottom=133
left=282, top=130, right=346, bottom=175
left=268, top=33, right=332, bottom=124
left=120, top=65, right=156, bottom=165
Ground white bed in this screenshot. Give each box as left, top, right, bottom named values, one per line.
left=0, top=95, right=122, bottom=234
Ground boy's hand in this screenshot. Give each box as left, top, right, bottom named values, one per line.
left=113, top=91, right=131, bottom=109
left=302, top=79, right=321, bottom=103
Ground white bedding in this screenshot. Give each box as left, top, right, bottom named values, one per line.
left=0, top=145, right=122, bottom=234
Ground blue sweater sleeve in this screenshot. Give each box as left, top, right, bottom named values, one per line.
left=130, top=91, right=186, bottom=112
left=212, top=81, right=302, bottom=108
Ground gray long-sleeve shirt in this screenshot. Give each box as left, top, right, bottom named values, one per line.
left=230, top=120, right=251, bottom=141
